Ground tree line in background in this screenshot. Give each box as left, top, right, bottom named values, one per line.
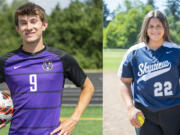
left=0, top=0, right=102, bottom=69
left=103, top=0, right=180, bottom=48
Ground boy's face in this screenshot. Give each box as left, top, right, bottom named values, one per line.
left=16, top=15, right=47, bottom=44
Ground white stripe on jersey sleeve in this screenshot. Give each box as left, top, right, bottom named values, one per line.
left=163, top=41, right=180, bottom=49
left=117, top=42, right=146, bottom=77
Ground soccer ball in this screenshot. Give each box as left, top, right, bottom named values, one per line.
left=0, top=91, right=14, bottom=124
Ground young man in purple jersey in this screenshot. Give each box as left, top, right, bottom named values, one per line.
left=118, top=10, right=180, bottom=135
left=0, top=3, right=94, bottom=135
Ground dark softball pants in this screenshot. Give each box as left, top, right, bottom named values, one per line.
left=135, top=102, right=180, bottom=135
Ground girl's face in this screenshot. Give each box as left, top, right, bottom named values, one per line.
left=147, top=18, right=165, bottom=43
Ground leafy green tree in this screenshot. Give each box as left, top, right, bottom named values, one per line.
left=45, top=0, right=102, bottom=69
left=124, top=0, right=132, bottom=11
left=147, top=0, right=155, bottom=8
left=0, top=0, right=5, bottom=9
left=167, top=0, right=180, bottom=21
left=164, top=0, right=180, bottom=44
left=103, top=2, right=110, bottom=27
left=104, top=4, right=153, bottom=48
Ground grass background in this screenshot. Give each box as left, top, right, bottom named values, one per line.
left=103, top=49, right=127, bottom=71
left=0, top=106, right=102, bottom=135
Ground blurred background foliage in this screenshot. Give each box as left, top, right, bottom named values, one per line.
left=103, top=0, right=180, bottom=48
left=0, top=0, right=102, bottom=70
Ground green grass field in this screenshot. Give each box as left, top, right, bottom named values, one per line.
left=0, top=106, right=102, bottom=135
left=103, top=49, right=127, bottom=71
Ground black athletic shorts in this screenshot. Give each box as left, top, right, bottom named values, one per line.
left=135, top=102, right=180, bottom=135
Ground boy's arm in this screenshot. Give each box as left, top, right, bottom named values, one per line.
left=50, top=77, right=94, bottom=135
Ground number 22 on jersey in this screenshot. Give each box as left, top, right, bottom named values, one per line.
left=154, top=81, right=173, bottom=97
left=29, top=74, right=37, bottom=92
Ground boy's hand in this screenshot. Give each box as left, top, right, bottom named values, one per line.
left=50, top=117, right=78, bottom=135
left=0, top=123, right=6, bottom=129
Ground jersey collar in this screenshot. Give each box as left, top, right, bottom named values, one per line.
left=20, top=45, right=47, bottom=56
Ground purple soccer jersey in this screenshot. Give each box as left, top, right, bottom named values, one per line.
left=0, top=46, right=86, bottom=135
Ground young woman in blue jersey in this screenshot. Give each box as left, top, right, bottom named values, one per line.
left=118, top=10, right=180, bottom=135
left=0, top=3, right=94, bottom=135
